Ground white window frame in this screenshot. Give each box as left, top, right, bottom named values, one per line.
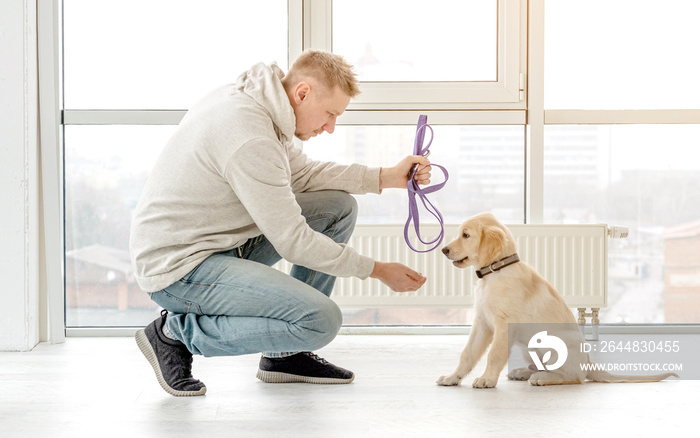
left=298, top=0, right=526, bottom=112
left=64, top=0, right=528, bottom=126
left=38, top=0, right=65, bottom=343
left=55, top=0, right=528, bottom=336
left=46, top=0, right=700, bottom=334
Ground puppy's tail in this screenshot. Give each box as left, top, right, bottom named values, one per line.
left=585, top=364, right=679, bottom=383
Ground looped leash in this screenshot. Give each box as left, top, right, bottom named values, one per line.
left=404, top=115, right=449, bottom=253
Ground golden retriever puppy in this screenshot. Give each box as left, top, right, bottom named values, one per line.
left=437, top=212, right=678, bottom=388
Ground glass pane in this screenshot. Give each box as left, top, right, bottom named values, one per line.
left=545, top=0, right=700, bottom=109
left=66, top=124, right=523, bottom=328
left=544, top=125, right=700, bottom=323
left=65, top=125, right=176, bottom=326
left=302, top=125, right=525, bottom=225
left=305, top=124, right=524, bottom=326
left=63, top=0, right=288, bottom=109
left=332, top=0, right=497, bottom=82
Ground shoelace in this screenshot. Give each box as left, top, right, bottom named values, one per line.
left=404, top=115, right=449, bottom=253
left=304, top=352, right=329, bottom=365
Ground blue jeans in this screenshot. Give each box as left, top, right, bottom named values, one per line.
left=148, top=190, right=357, bottom=358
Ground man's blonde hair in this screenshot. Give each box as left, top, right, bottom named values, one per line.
left=283, top=49, right=361, bottom=98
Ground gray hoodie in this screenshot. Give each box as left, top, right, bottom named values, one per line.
left=129, top=63, right=380, bottom=292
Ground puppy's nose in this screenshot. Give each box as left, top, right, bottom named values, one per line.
left=441, top=247, right=450, bottom=256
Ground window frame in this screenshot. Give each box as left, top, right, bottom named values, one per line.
left=302, top=0, right=526, bottom=111
left=41, top=0, right=700, bottom=335
left=63, top=0, right=528, bottom=124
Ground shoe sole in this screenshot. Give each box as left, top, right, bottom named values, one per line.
left=256, top=369, right=355, bottom=384
left=135, top=329, right=207, bottom=397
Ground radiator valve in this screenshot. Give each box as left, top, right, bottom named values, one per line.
left=608, top=225, right=629, bottom=239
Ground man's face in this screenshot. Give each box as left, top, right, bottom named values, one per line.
left=293, top=83, right=351, bottom=141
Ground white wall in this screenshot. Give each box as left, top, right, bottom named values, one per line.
left=0, top=0, right=41, bottom=351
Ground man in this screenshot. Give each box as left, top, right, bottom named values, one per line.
left=130, top=50, right=431, bottom=397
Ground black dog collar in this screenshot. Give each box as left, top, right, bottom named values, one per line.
left=476, top=254, right=520, bottom=278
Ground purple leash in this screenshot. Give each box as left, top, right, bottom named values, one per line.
left=404, top=115, right=449, bottom=252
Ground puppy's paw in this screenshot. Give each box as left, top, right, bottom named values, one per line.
left=528, top=371, right=581, bottom=386
left=507, top=367, right=535, bottom=381
left=472, top=375, right=498, bottom=388
left=437, top=374, right=463, bottom=386
left=528, top=371, right=553, bottom=386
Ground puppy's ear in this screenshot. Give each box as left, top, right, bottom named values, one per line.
left=478, top=226, right=506, bottom=265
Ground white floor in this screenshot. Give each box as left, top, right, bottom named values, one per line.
left=0, top=335, right=695, bottom=438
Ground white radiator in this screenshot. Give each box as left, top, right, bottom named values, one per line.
left=276, top=223, right=625, bottom=309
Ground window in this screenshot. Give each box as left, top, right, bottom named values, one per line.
left=62, top=1, right=527, bottom=329
left=64, top=125, right=173, bottom=326
left=543, top=125, right=700, bottom=323
left=545, top=0, right=700, bottom=109
left=326, top=0, right=524, bottom=109
left=303, top=125, right=525, bottom=224
left=332, top=0, right=497, bottom=82
left=304, top=124, right=524, bottom=326
left=58, top=1, right=700, bottom=330
left=62, top=0, right=289, bottom=327
left=543, top=0, right=700, bottom=324
left=63, top=0, right=288, bottom=109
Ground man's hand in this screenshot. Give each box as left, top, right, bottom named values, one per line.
left=379, top=155, right=432, bottom=190
left=370, top=261, right=427, bottom=292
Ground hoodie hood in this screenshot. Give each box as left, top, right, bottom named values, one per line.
left=235, top=62, right=296, bottom=144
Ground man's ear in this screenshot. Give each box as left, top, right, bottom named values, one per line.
left=295, top=82, right=311, bottom=105
left=478, top=226, right=506, bottom=266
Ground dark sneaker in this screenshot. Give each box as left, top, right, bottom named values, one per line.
left=135, top=310, right=206, bottom=397
left=256, top=352, right=355, bottom=384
